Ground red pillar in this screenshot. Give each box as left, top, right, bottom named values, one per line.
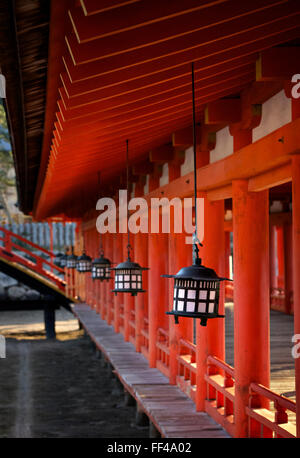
left=196, top=198, right=225, bottom=411
left=134, top=231, right=148, bottom=352
left=283, top=222, right=293, bottom=315
left=232, top=180, right=270, bottom=438
left=269, top=224, right=277, bottom=291
left=148, top=232, right=169, bottom=367
left=124, top=233, right=134, bottom=342
left=277, top=226, right=285, bottom=289
left=113, top=232, right=123, bottom=333
left=168, top=209, right=191, bottom=384
left=292, top=155, right=300, bottom=437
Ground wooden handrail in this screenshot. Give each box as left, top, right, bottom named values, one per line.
left=207, top=355, right=235, bottom=378
left=249, top=383, right=296, bottom=413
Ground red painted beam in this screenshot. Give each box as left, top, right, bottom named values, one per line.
left=74, top=0, right=228, bottom=42
left=67, top=1, right=291, bottom=63
left=205, top=98, right=242, bottom=125
left=256, top=46, right=300, bottom=81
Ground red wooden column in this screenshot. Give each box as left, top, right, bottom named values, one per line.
left=196, top=198, right=225, bottom=411
left=292, top=154, right=300, bottom=437
left=113, top=232, right=123, bottom=333
left=232, top=180, right=270, bottom=438
left=124, top=233, right=134, bottom=342
left=277, top=226, right=285, bottom=289
left=283, top=222, right=293, bottom=315
left=168, top=209, right=191, bottom=384
left=148, top=231, right=169, bottom=367
left=269, top=224, right=277, bottom=292
left=106, top=232, right=114, bottom=325
left=134, top=231, right=148, bottom=352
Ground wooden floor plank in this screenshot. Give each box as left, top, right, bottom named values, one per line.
left=72, top=303, right=229, bottom=439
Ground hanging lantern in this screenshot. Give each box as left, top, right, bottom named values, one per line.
left=59, top=249, right=69, bottom=268
left=66, top=246, right=78, bottom=269
left=54, top=252, right=64, bottom=268
left=92, top=252, right=111, bottom=281
left=163, top=252, right=228, bottom=326
left=112, top=139, right=148, bottom=296
left=76, top=251, right=92, bottom=273
left=162, top=62, right=230, bottom=326
left=112, top=259, right=147, bottom=296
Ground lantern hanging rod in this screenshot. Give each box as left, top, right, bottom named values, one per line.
left=126, top=139, right=131, bottom=260
left=191, top=62, right=203, bottom=261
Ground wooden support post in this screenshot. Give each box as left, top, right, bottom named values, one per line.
left=283, top=222, right=293, bottom=314
left=291, top=154, right=300, bottom=438
left=196, top=198, right=225, bottom=411
left=168, top=208, right=190, bottom=384
left=106, top=232, right=114, bottom=325
left=134, top=231, right=148, bottom=352
left=44, top=304, right=56, bottom=340
left=113, top=232, right=123, bottom=334
left=148, top=231, right=168, bottom=367
left=124, top=233, right=134, bottom=342
left=277, top=226, right=285, bottom=289
left=232, top=180, right=270, bottom=438
left=269, top=224, right=277, bottom=292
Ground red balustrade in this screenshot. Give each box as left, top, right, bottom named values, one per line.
left=141, top=317, right=149, bottom=359
left=205, top=355, right=235, bottom=437
left=246, top=383, right=296, bottom=438
left=129, top=308, right=136, bottom=345
left=0, top=226, right=65, bottom=292
left=176, top=339, right=197, bottom=402
left=156, top=327, right=170, bottom=378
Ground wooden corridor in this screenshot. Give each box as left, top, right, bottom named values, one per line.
left=72, top=303, right=230, bottom=438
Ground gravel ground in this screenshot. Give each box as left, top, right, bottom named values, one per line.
left=0, top=309, right=148, bottom=438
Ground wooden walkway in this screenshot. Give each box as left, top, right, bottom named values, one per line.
left=72, top=303, right=229, bottom=439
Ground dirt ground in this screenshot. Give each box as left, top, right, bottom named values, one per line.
left=0, top=309, right=148, bottom=438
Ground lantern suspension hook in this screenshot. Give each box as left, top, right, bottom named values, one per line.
left=126, top=139, right=132, bottom=261
left=191, top=62, right=203, bottom=263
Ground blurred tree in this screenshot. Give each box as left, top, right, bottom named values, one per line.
left=0, top=100, right=15, bottom=224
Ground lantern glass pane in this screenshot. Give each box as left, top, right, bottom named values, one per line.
left=199, top=290, right=207, bottom=300
left=210, top=291, right=216, bottom=299
left=198, top=303, right=206, bottom=313
left=209, top=303, right=215, bottom=313
left=178, top=289, right=185, bottom=298
left=177, top=301, right=184, bottom=311
left=186, top=302, right=195, bottom=312
left=187, top=290, right=196, bottom=299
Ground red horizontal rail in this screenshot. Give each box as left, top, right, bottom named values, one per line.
left=207, top=355, right=235, bottom=378
left=249, top=383, right=296, bottom=413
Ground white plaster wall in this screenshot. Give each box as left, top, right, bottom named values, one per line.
left=180, top=146, right=194, bottom=176
left=252, top=90, right=291, bottom=142
left=209, top=126, right=233, bottom=164
left=159, top=163, right=169, bottom=187
left=144, top=174, right=149, bottom=195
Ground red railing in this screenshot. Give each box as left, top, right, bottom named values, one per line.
left=156, top=327, right=170, bottom=378
left=141, top=317, right=149, bottom=358
left=0, top=226, right=65, bottom=291
left=205, top=355, right=235, bottom=437
left=176, top=338, right=196, bottom=401
left=129, top=309, right=136, bottom=345
left=119, top=303, right=125, bottom=335
left=246, top=383, right=296, bottom=438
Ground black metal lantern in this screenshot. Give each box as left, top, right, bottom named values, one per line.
left=59, top=249, right=69, bottom=268
left=92, top=251, right=111, bottom=281
left=54, top=252, right=64, bottom=268
left=76, top=251, right=92, bottom=273
left=66, top=246, right=78, bottom=269
left=112, top=139, right=148, bottom=296
left=163, top=249, right=228, bottom=326
left=112, top=258, right=147, bottom=296
left=162, top=62, right=230, bottom=327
